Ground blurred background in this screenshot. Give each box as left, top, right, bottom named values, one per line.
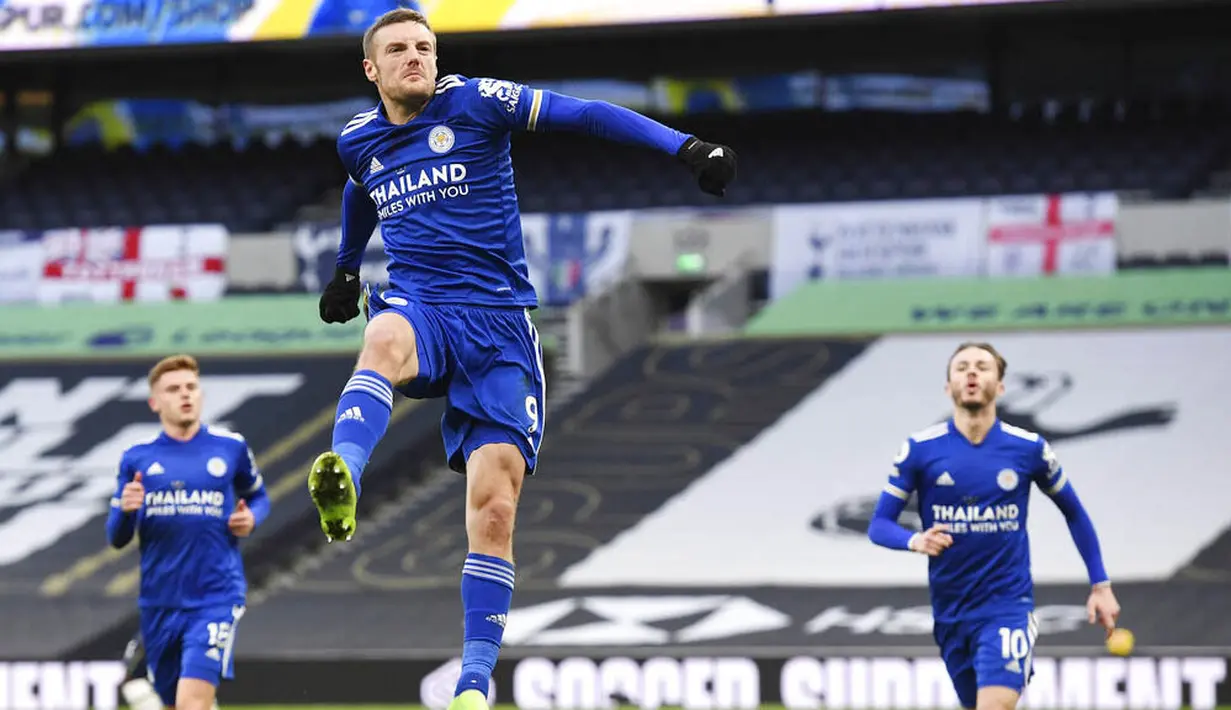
left=1, top=0, right=1230, bottom=708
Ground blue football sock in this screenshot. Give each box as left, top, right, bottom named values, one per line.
left=455, top=553, right=515, bottom=697
left=331, top=369, right=393, bottom=498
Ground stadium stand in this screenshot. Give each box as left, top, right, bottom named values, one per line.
left=3, top=102, right=1230, bottom=232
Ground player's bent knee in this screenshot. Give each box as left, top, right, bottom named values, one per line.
left=358, top=313, right=418, bottom=382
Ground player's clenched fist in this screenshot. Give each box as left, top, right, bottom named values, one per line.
left=228, top=499, right=256, bottom=538
left=677, top=136, right=738, bottom=197
left=120, top=472, right=145, bottom=513
left=909, top=524, right=954, bottom=557
left=319, top=267, right=362, bottom=324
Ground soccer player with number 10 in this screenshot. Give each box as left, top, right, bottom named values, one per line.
left=868, top=342, right=1122, bottom=710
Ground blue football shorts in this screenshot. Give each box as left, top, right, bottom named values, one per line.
left=139, top=604, right=246, bottom=706
left=933, top=610, right=1038, bottom=708
left=366, top=288, right=547, bottom=475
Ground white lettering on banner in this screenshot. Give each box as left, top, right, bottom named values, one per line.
left=983, top=193, right=1118, bottom=277
left=37, top=224, right=229, bottom=304
left=0, top=661, right=125, bottom=710
left=513, top=656, right=759, bottom=710
left=803, top=604, right=1090, bottom=638
left=505, top=596, right=790, bottom=646
left=512, top=656, right=1226, bottom=710
left=780, top=656, right=1227, bottom=710
left=768, top=199, right=985, bottom=300
left=0, top=374, right=301, bottom=567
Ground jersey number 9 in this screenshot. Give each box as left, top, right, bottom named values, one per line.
left=525, top=396, right=539, bottom=434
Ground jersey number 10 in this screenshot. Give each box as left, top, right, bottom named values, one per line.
left=998, top=626, right=1030, bottom=660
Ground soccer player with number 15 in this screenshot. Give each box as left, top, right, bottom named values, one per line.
left=106, top=355, right=270, bottom=710
left=868, top=342, right=1122, bottom=710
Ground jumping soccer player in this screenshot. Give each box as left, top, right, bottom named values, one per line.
left=867, top=342, right=1122, bottom=710
left=307, top=8, right=737, bottom=710
left=106, top=355, right=270, bottom=710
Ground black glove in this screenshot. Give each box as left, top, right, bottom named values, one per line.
left=677, top=136, right=738, bottom=197
left=319, top=267, right=362, bottom=323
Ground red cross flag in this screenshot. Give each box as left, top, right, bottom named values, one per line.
left=984, top=192, right=1118, bottom=276
left=39, top=224, right=228, bottom=304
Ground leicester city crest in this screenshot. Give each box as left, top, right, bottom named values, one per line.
left=428, top=125, right=455, bottom=154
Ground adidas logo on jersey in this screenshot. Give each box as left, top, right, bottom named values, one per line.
left=147, top=462, right=165, bottom=475
left=1004, top=659, right=1022, bottom=674
left=337, top=406, right=365, bottom=424
left=937, top=472, right=955, bottom=486
left=369, top=156, right=384, bottom=174
left=486, top=613, right=507, bottom=628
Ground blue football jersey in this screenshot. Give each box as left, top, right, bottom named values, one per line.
left=110, top=425, right=264, bottom=609
left=337, top=74, right=548, bottom=308
left=884, top=418, right=1066, bottom=622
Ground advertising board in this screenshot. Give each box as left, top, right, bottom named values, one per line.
left=5, top=654, right=1221, bottom=710
left=0, top=0, right=1072, bottom=52
left=746, top=268, right=1231, bottom=336
left=0, top=294, right=363, bottom=360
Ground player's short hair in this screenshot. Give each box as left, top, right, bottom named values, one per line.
left=948, top=341, right=1007, bottom=379
left=362, top=8, right=433, bottom=59
left=148, top=354, right=200, bottom=389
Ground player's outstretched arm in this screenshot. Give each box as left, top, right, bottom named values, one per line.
left=319, top=180, right=378, bottom=324
left=536, top=92, right=738, bottom=196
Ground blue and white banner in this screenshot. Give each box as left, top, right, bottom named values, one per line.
left=0, top=230, right=43, bottom=304
left=770, top=198, right=986, bottom=300
left=291, top=223, right=388, bottom=295
left=520, top=211, right=633, bottom=307
left=291, top=212, right=631, bottom=308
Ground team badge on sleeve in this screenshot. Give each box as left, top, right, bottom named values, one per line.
left=1041, top=442, right=1060, bottom=474
left=477, top=78, right=524, bottom=113
left=893, top=440, right=910, bottom=465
